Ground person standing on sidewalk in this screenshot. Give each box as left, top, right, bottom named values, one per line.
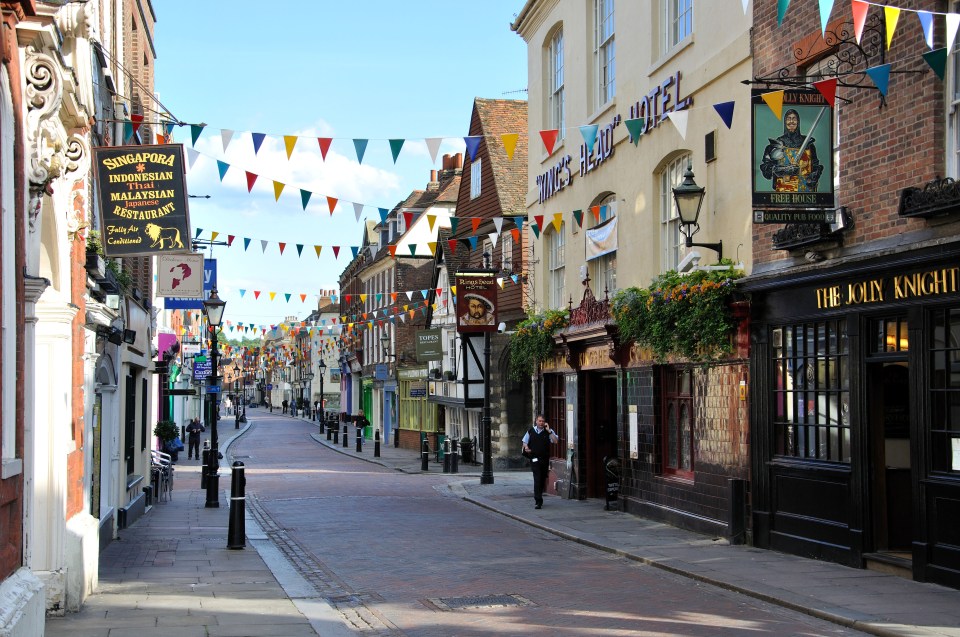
left=186, top=418, right=205, bottom=460
left=522, top=414, right=558, bottom=509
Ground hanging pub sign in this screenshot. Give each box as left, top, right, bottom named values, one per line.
left=92, top=144, right=192, bottom=257
left=751, top=89, right=834, bottom=214
left=455, top=272, right=497, bottom=333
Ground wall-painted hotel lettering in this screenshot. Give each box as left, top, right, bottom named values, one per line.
left=627, top=71, right=693, bottom=141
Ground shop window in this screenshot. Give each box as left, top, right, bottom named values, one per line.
left=772, top=320, right=851, bottom=463
left=661, top=367, right=693, bottom=478
left=930, top=306, right=960, bottom=473
left=544, top=374, right=566, bottom=456
left=548, top=26, right=565, bottom=139
left=871, top=316, right=909, bottom=354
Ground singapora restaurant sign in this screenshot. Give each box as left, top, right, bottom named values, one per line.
left=92, top=144, right=192, bottom=257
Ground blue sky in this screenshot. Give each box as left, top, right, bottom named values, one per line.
left=154, top=1, right=528, bottom=332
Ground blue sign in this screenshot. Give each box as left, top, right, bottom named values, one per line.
left=193, top=359, right=212, bottom=380
left=164, top=259, right=217, bottom=310
left=375, top=364, right=388, bottom=380
left=266, top=383, right=273, bottom=390
left=207, top=385, right=221, bottom=394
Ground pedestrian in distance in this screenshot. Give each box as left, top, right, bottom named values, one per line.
left=522, top=414, right=558, bottom=509
left=356, top=409, right=370, bottom=435
left=282, top=398, right=288, bottom=414
left=186, top=417, right=205, bottom=460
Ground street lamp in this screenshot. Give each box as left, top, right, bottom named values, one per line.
left=202, top=287, right=226, bottom=508
left=317, top=358, right=327, bottom=423
left=232, top=361, right=242, bottom=429
left=672, top=164, right=722, bottom=260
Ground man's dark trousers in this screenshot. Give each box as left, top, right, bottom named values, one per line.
left=531, top=459, right=549, bottom=506
left=527, top=427, right=552, bottom=507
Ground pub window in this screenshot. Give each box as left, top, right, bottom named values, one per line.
left=871, top=316, right=909, bottom=354
left=772, top=320, right=851, bottom=463
left=544, top=374, right=566, bottom=456
left=930, top=306, right=960, bottom=473
left=661, top=366, right=693, bottom=478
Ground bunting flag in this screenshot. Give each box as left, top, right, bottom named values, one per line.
left=579, top=125, right=599, bottom=155
left=449, top=217, right=460, bottom=234
left=666, top=111, right=689, bottom=139
left=464, top=136, right=482, bottom=161
left=540, top=129, right=559, bottom=155
left=244, top=237, right=251, bottom=251
left=530, top=223, right=541, bottom=239
left=354, top=139, right=368, bottom=164
left=318, top=137, right=332, bottom=160
left=427, top=214, right=437, bottom=231
left=388, top=244, right=398, bottom=258
left=217, top=160, right=230, bottom=181
left=191, top=124, right=205, bottom=146
left=713, top=101, right=735, bottom=129
left=761, top=91, right=785, bottom=119
left=378, top=208, right=390, bottom=223
left=818, top=0, right=834, bottom=35
left=501, top=133, right=518, bottom=160
left=221, top=129, right=234, bottom=152
left=351, top=246, right=359, bottom=259
left=884, top=6, right=900, bottom=50
left=273, top=181, right=285, bottom=201
left=949, top=13, right=960, bottom=52
left=923, top=48, right=947, bottom=81
left=425, top=137, right=443, bottom=163
left=327, top=196, right=338, bottom=215
left=261, top=239, right=268, bottom=253
left=866, top=63, right=892, bottom=96
left=917, top=11, right=935, bottom=50
left=389, top=139, right=405, bottom=163
left=448, top=239, right=458, bottom=255
left=131, top=114, right=144, bottom=134
left=624, top=118, right=643, bottom=145
left=777, top=0, right=791, bottom=27
left=186, top=147, right=200, bottom=168
left=295, top=244, right=304, bottom=257
left=284, top=293, right=291, bottom=303
left=269, top=292, right=276, bottom=301
left=332, top=246, right=341, bottom=259
left=852, top=0, right=868, bottom=44
left=252, top=132, right=266, bottom=155
left=404, top=211, right=414, bottom=228
left=471, top=217, right=481, bottom=233
left=300, top=189, right=312, bottom=210
left=353, top=202, right=364, bottom=221
left=493, top=217, right=504, bottom=235
left=245, top=171, right=258, bottom=192
left=284, top=135, right=298, bottom=159
left=552, top=212, right=563, bottom=232
left=227, top=235, right=235, bottom=247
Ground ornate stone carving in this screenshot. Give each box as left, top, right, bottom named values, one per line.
left=25, top=45, right=65, bottom=231
left=569, top=277, right=611, bottom=327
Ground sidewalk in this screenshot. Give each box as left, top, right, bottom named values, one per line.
left=312, top=418, right=960, bottom=637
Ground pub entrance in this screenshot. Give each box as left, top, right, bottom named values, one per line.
left=584, top=371, right=618, bottom=498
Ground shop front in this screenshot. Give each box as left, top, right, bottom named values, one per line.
left=745, top=244, right=960, bottom=588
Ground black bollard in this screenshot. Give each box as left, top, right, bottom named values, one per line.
left=394, top=427, right=400, bottom=447
left=421, top=438, right=429, bottom=471
left=331, top=423, right=338, bottom=443
left=355, top=425, right=363, bottom=452
left=227, top=461, right=246, bottom=550
left=451, top=438, right=459, bottom=474
left=374, top=429, right=381, bottom=458
left=343, top=424, right=348, bottom=448
left=200, top=447, right=210, bottom=489
left=443, top=438, right=451, bottom=473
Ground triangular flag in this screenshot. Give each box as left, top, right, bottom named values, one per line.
left=388, top=245, right=397, bottom=258
left=273, top=181, right=285, bottom=201
left=742, top=0, right=749, bottom=14
left=261, top=239, right=268, bottom=253
left=217, top=160, right=230, bottom=181
left=448, top=239, right=458, bottom=255
left=813, top=78, right=838, bottom=107
left=883, top=6, right=900, bottom=50
left=210, top=231, right=219, bottom=242
left=239, top=289, right=246, bottom=298
left=190, top=124, right=205, bottom=146
left=243, top=237, right=251, bottom=251
left=464, top=136, right=482, bottom=161
left=579, top=125, right=599, bottom=155
left=923, top=48, right=947, bottom=81
left=449, top=217, right=460, bottom=234
left=314, top=245, right=322, bottom=258
left=245, top=171, right=258, bottom=192
left=917, top=11, right=935, bottom=50
left=408, top=244, right=418, bottom=256
left=501, top=133, right=519, bottom=160
left=534, top=214, right=544, bottom=230
left=353, top=202, right=364, bottom=221
left=539, top=129, right=559, bottom=155
left=666, top=111, right=689, bottom=139
left=493, top=217, right=504, bottom=235
left=269, top=292, right=276, bottom=301
left=428, top=241, right=437, bottom=255
left=227, top=235, right=235, bottom=247
left=427, top=214, right=437, bottom=231
left=488, top=232, right=499, bottom=249
left=327, top=196, right=338, bottom=215
left=948, top=13, right=960, bottom=53
left=552, top=212, right=563, bottom=233
left=130, top=114, right=143, bottom=134
left=424, top=137, right=442, bottom=163
left=186, top=147, right=199, bottom=168
left=252, top=132, right=266, bottom=155
left=332, top=246, right=341, bottom=259
left=713, top=101, right=735, bottom=129
left=351, top=246, right=359, bottom=259
left=378, top=208, right=389, bottom=223
left=590, top=206, right=600, bottom=222
left=467, top=236, right=478, bottom=250
left=852, top=0, right=868, bottom=44
left=284, top=293, right=291, bottom=303
left=624, top=118, right=643, bottom=145
left=283, top=135, right=298, bottom=159
left=318, top=137, right=332, bottom=160
left=404, top=211, right=414, bottom=228
left=300, top=189, right=312, bottom=210
left=761, top=91, right=785, bottom=119
left=471, top=217, right=481, bottom=233
left=254, top=291, right=261, bottom=300
left=513, top=216, right=525, bottom=231
left=511, top=274, right=519, bottom=285
left=221, top=129, right=234, bottom=152
left=497, top=278, right=504, bottom=289
left=818, top=0, right=834, bottom=35
left=296, top=244, right=304, bottom=257
left=865, top=63, right=891, bottom=96
left=530, top=223, right=541, bottom=239
left=389, top=139, right=405, bottom=163
left=123, top=120, right=133, bottom=142
left=353, top=139, right=368, bottom=164
left=777, top=0, right=790, bottom=26
left=300, top=294, right=307, bottom=303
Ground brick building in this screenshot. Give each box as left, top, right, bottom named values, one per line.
left=743, top=1, right=960, bottom=588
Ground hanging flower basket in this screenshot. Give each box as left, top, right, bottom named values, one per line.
left=507, top=308, right=569, bottom=382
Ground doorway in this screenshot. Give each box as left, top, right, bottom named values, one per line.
left=866, top=351, right=912, bottom=556
left=585, top=372, right=619, bottom=498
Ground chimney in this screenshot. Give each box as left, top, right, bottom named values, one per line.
left=430, top=169, right=438, bottom=183
left=453, top=152, right=463, bottom=169
left=441, top=154, right=451, bottom=169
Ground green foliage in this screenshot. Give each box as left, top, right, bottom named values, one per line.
left=507, top=308, right=569, bottom=382
left=86, top=230, right=104, bottom=256
left=612, top=267, right=744, bottom=362
left=153, top=420, right=178, bottom=442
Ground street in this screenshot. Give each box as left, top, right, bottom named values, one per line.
left=237, top=412, right=864, bottom=636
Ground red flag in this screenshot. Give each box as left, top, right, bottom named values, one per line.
left=448, top=239, right=458, bottom=255
left=403, top=211, right=414, bottom=228
left=471, top=217, right=481, bottom=233
left=317, top=137, right=332, bottom=160
left=327, top=196, right=338, bottom=215
left=254, top=291, right=261, bottom=299
left=245, top=171, right=258, bottom=192
left=539, top=129, right=559, bottom=155
left=278, top=242, right=286, bottom=255
left=534, top=214, right=544, bottom=230
left=813, top=78, right=838, bottom=107
left=332, top=246, right=341, bottom=259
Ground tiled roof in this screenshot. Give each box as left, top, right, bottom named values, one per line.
left=474, top=98, right=528, bottom=217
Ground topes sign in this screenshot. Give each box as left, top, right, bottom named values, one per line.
left=415, top=328, right=444, bottom=361
left=92, top=144, right=192, bottom=257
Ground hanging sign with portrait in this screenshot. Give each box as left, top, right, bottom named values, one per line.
left=455, top=272, right=497, bottom=333
left=92, top=144, right=192, bottom=257
left=751, top=89, right=834, bottom=212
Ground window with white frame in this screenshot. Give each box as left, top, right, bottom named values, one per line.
left=501, top=232, right=514, bottom=272
left=546, top=223, right=565, bottom=309
left=447, top=332, right=457, bottom=372
left=660, top=153, right=691, bottom=272
left=482, top=237, right=494, bottom=267
left=661, top=0, right=693, bottom=56
left=471, top=158, right=482, bottom=199
left=548, top=27, right=565, bottom=139
left=587, top=195, right=617, bottom=295
left=595, top=0, right=615, bottom=108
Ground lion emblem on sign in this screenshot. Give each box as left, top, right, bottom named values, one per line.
left=144, top=223, right=184, bottom=250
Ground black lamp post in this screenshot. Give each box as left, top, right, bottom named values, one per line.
left=317, top=358, right=327, bottom=421
left=202, top=287, right=226, bottom=508
left=672, top=164, right=722, bottom=261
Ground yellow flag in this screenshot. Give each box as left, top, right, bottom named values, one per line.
left=427, top=214, right=436, bottom=231
left=497, top=277, right=505, bottom=288
left=284, top=135, right=297, bottom=159
left=273, top=181, right=285, bottom=201
left=360, top=294, right=368, bottom=303
left=427, top=241, right=437, bottom=255
left=451, top=285, right=457, bottom=295
left=501, top=133, right=519, bottom=160
left=269, top=292, right=276, bottom=301
left=210, top=231, right=219, bottom=241
left=761, top=91, right=785, bottom=120
left=552, top=212, right=563, bottom=232
left=884, top=7, right=900, bottom=49
left=314, top=245, right=322, bottom=258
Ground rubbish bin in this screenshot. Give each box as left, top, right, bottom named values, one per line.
left=437, top=434, right=446, bottom=462
left=604, top=457, right=621, bottom=511
left=460, top=439, right=474, bottom=464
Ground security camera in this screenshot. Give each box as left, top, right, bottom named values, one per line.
left=497, top=322, right=506, bottom=333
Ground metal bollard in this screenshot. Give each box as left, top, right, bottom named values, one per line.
left=451, top=438, right=459, bottom=474
left=343, top=424, right=349, bottom=448
left=200, top=447, right=210, bottom=489
left=356, top=425, right=363, bottom=452
left=421, top=438, right=430, bottom=471
left=394, top=427, right=400, bottom=447
left=318, top=416, right=325, bottom=434
left=443, top=438, right=451, bottom=473
left=728, top=478, right=747, bottom=545
left=227, top=461, right=246, bottom=550
left=374, top=429, right=381, bottom=458
left=331, top=423, right=338, bottom=443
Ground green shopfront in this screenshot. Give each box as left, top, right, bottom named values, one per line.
left=744, top=244, right=960, bottom=588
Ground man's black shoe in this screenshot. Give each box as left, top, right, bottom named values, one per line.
left=535, top=504, right=542, bottom=509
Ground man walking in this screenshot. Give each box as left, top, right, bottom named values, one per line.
left=521, top=414, right=558, bottom=509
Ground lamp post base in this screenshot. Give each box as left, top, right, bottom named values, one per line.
left=204, top=473, right=220, bottom=507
